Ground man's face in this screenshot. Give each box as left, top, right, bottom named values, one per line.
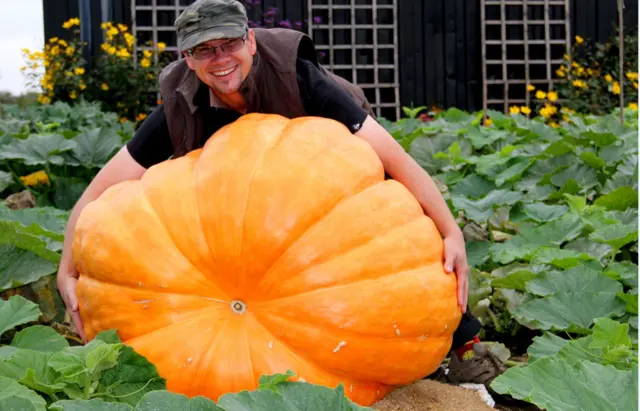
left=185, top=29, right=256, bottom=96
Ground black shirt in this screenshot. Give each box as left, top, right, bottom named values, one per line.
left=126, top=58, right=369, bottom=168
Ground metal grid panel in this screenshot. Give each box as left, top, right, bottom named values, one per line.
left=480, top=0, right=571, bottom=113
left=307, top=0, right=401, bottom=121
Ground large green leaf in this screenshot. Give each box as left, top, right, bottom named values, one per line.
left=491, top=358, right=637, bottom=411
left=0, top=377, right=47, bottom=411
left=0, top=134, right=76, bottom=165
left=10, top=325, right=69, bottom=352
left=0, top=245, right=57, bottom=292
left=513, top=291, right=626, bottom=333
left=0, top=296, right=41, bottom=337
left=451, top=189, right=521, bottom=222
left=62, top=127, right=123, bottom=168
left=50, top=399, right=132, bottom=411
left=0, top=171, right=13, bottom=192
left=594, top=186, right=639, bottom=211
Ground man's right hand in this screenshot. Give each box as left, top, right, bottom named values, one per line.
left=57, top=269, right=86, bottom=343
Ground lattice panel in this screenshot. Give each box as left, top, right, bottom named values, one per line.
left=480, top=0, right=572, bottom=112
left=130, top=0, right=193, bottom=64
left=307, top=0, right=401, bottom=121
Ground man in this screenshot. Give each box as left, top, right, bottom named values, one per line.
left=56, top=0, right=505, bottom=390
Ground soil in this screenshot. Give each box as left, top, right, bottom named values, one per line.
left=372, top=380, right=496, bottom=411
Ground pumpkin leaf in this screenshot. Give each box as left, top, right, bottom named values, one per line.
left=96, top=344, right=166, bottom=406
left=0, top=295, right=41, bottom=337
left=0, top=170, right=13, bottom=192
left=49, top=398, right=133, bottom=411
left=135, top=391, right=221, bottom=411
left=61, top=127, right=123, bottom=169
left=10, top=325, right=68, bottom=352
left=491, top=358, right=637, bottom=411
left=0, top=395, right=41, bottom=411
left=0, top=377, right=47, bottom=411
left=0, top=245, right=57, bottom=292
left=451, top=189, right=521, bottom=222
left=0, top=133, right=76, bottom=166
left=513, top=292, right=626, bottom=333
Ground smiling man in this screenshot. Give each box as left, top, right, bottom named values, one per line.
left=56, top=0, right=505, bottom=392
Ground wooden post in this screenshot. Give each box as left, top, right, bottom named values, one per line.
left=618, top=0, right=625, bottom=124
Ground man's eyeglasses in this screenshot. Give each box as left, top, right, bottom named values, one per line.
left=187, top=34, right=247, bottom=60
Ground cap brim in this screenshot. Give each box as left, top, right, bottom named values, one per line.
left=179, top=25, right=247, bottom=51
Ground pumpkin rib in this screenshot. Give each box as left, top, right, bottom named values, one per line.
left=254, top=180, right=401, bottom=294
left=237, top=126, right=380, bottom=292
left=139, top=151, right=223, bottom=288
left=244, top=311, right=391, bottom=402
left=255, top=214, right=437, bottom=301
left=254, top=263, right=454, bottom=341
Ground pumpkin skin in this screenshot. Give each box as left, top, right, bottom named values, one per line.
left=73, top=113, right=462, bottom=406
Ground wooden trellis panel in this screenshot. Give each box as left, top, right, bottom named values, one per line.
left=307, top=0, right=401, bottom=120
left=480, top=0, right=572, bottom=113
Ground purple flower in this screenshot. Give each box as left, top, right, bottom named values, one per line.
left=313, top=16, right=322, bottom=24
left=264, top=7, right=278, bottom=17
left=279, top=20, right=292, bottom=28
left=294, top=21, right=303, bottom=29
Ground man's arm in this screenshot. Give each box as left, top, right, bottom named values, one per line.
left=296, top=58, right=469, bottom=312
left=57, top=105, right=174, bottom=341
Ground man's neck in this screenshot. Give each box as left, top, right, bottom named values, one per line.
left=209, top=88, right=246, bottom=113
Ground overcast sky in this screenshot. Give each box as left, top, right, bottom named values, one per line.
left=0, top=0, right=45, bottom=95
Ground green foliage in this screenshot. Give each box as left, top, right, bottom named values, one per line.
left=386, top=105, right=638, bottom=411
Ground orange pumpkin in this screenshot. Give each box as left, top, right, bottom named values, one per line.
left=73, top=113, right=461, bottom=406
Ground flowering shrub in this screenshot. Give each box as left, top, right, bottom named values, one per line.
left=509, top=30, right=638, bottom=124
left=21, top=18, right=171, bottom=123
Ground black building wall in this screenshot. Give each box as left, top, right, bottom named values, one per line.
left=43, top=0, right=639, bottom=115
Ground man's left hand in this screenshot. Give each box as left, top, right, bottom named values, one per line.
left=443, top=233, right=469, bottom=313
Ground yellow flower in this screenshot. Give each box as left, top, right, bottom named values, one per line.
left=573, top=79, right=587, bottom=89
left=101, top=83, right=109, bottom=91
left=634, top=82, right=638, bottom=89
left=106, top=27, right=119, bottom=39
left=628, top=103, right=638, bottom=111
left=136, top=113, right=148, bottom=121
left=20, top=170, right=50, bottom=186
left=74, top=67, right=85, bottom=75
left=120, top=117, right=128, bottom=123
left=509, top=106, right=520, bottom=114
left=547, top=91, right=558, bottom=102
left=556, top=67, right=566, bottom=77
left=62, top=17, right=80, bottom=29
left=526, top=84, right=535, bottom=92
left=140, top=58, right=151, bottom=68
left=101, top=22, right=113, bottom=30
left=535, top=90, right=547, bottom=99
left=612, top=81, right=621, bottom=95
left=48, top=37, right=58, bottom=43
left=561, top=106, right=576, bottom=114
left=575, top=35, right=584, bottom=44
left=58, top=39, right=68, bottom=47
left=143, top=50, right=152, bottom=58
left=69, top=91, right=77, bottom=99
left=484, top=118, right=493, bottom=126
left=117, top=24, right=128, bottom=32
left=540, top=103, right=558, bottom=118
left=116, top=48, right=131, bottom=58
left=64, top=71, right=73, bottom=77
left=550, top=121, right=560, bottom=128
left=563, top=114, right=569, bottom=122
left=156, top=42, right=166, bottom=51
left=520, top=106, right=531, bottom=115
left=79, top=82, right=86, bottom=90
left=19, top=66, right=26, bottom=71
left=604, top=74, right=613, bottom=82
left=626, top=72, right=638, bottom=81
left=36, top=94, right=51, bottom=105
left=66, top=46, right=76, bottom=56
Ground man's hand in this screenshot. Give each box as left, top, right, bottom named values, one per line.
left=56, top=270, right=86, bottom=343
left=443, top=232, right=469, bottom=313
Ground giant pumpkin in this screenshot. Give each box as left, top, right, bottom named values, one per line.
left=73, top=113, right=462, bottom=406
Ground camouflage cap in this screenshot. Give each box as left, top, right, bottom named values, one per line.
left=175, top=0, right=248, bottom=51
